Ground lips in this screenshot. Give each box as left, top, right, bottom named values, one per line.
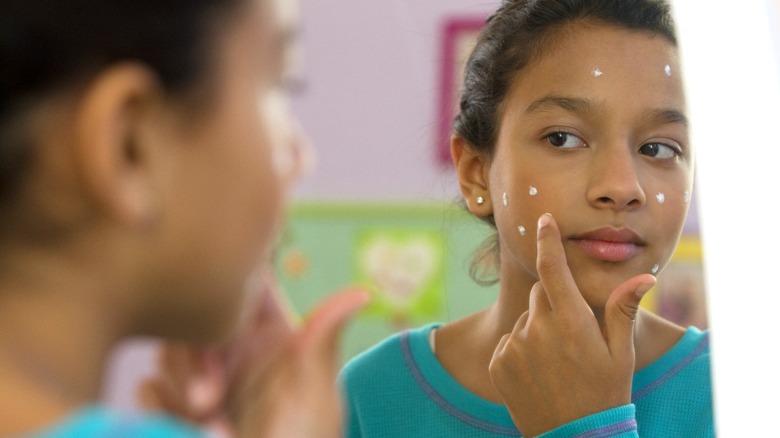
left=570, top=228, right=644, bottom=262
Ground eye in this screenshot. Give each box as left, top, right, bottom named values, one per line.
left=639, top=142, right=680, bottom=159
left=546, top=132, right=586, bottom=149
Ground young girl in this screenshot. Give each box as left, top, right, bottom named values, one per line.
left=0, top=0, right=367, bottom=436
left=341, top=0, right=713, bottom=436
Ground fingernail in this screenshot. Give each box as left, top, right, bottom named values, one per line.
left=537, top=213, right=552, bottom=231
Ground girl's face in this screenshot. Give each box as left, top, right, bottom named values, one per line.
left=148, top=0, right=308, bottom=340
left=488, top=23, right=692, bottom=310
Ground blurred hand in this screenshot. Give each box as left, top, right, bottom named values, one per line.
left=138, top=270, right=368, bottom=438
left=488, top=214, right=655, bottom=437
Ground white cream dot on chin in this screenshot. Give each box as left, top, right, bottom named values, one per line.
left=518, top=226, right=527, bottom=236
left=592, top=67, right=603, bottom=77
left=656, top=192, right=665, bottom=204
left=529, top=186, right=538, bottom=196
left=651, top=264, right=660, bottom=275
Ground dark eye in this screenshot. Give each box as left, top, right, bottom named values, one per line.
left=546, top=132, right=586, bottom=149
left=639, top=143, right=679, bottom=159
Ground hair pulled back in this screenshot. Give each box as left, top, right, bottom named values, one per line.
left=455, top=0, right=678, bottom=285
left=0, top=0, right=244, bottom=203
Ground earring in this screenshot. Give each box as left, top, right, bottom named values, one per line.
left=476, top=196, right=485, bottom=206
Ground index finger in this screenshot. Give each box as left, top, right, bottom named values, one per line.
left=535, top=213, right=586, bottom=312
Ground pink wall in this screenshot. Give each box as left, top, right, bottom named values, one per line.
left=292, top=0, right=497, bottom=201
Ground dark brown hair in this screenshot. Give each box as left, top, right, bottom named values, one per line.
left=454, top=0, right=678, bottom=285
left=0, top=0, right=245, bottom=203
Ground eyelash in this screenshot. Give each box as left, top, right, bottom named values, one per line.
left=542, top=129, right=587, bottom=149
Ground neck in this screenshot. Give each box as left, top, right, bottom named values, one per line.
left=0, top=243, right=128, bottom=433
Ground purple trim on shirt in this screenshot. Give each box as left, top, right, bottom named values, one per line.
left=400, top=331, right=522, bottom=436
left=573, top=419, right=637, bottom=438
left=632, top=333, right=709, bottom=402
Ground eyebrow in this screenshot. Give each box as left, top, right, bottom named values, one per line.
left=525, top=95, right=594, bottom=114
left=525, top=94, right=688, bottom=127
left=644, top=108, right=689, bottom=128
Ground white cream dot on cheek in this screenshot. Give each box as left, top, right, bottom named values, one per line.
left=592, top=67, right=603, bottom=77
left=664, top=64, right=672, bottom=77
left=503, top=192, right=508, bottom=207
left=683, top=190, right=691, bottom=204
left=529, top=186, right=538, bottom=196
left=656, top=192, right=665, bottom=204
left=518, top=226, right=527, bottom=236
left=651, top=264, right=660, bottom=274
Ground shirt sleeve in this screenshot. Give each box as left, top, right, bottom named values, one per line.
left=537, top=404, right=638, bottom=438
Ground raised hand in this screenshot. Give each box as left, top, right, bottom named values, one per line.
left=138, top=270, right=368, bottom=438
left=488, top=213, right=655, bottom=437
left=227, top=288, right=369, bottom=437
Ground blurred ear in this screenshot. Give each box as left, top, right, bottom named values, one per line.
left=451, top=134, right=492, bottom=216
left=72, top=62, right=162, bottom=227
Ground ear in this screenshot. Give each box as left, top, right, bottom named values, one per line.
left=451, top=134, right=492, bottom=216
left=72, top=62, right=162, bottom=228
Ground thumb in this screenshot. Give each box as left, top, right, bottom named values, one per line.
left=604, top=274, right=656, bottom=361
left=297, top=288, right=371, bottom=365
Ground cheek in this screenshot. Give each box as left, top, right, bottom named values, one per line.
left=648, top=174, right=692, bottom=229
left=490, top=175, right=555, bottom=275
left=493, top=168, right=571, bottom=238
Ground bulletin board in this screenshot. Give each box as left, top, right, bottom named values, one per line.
left=275, top=203, right=498, bottom=363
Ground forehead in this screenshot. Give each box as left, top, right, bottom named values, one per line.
left=506, top=22, right=685, bottom=113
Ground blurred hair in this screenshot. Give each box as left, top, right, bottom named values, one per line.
left=0, top=0, right=245, bottom=203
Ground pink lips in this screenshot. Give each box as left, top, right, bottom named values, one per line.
left=570, top=228, right=644, bottom=262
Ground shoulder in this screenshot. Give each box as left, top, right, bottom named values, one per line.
left=634, top=325, right=712, bottom=407
left=633, top=327, right=714, bottom=436
left=339, top=324, right=439, bottom=395
left=32, top=406, right=205, bottom=438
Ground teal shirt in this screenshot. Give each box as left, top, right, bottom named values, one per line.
left=29, top=406, right=205, bottom=438
left=341, top=323, right=713, bottom=437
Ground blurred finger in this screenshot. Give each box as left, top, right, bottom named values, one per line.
left=299, top=288, right=370, bottom=363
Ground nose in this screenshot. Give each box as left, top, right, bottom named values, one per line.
left=585, top=145, right=646, bottom=211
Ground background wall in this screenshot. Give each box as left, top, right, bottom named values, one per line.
left=104, top=1, right=780, bottom=434
left=290, top=0, right=495, bottom=202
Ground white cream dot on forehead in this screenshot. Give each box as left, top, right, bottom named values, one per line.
left=529, top=186, right=538, bottom=196
left=656, top=192, right=665, bottom=204
left=651, top=264, right=659, bottom=274
left=518, top=226, right=527, bottom=236
left=503, top=192, right=508, bottom=207
left=592, top=67, right=603, bottom=77
left=664, top=64, right=672, bottom=77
